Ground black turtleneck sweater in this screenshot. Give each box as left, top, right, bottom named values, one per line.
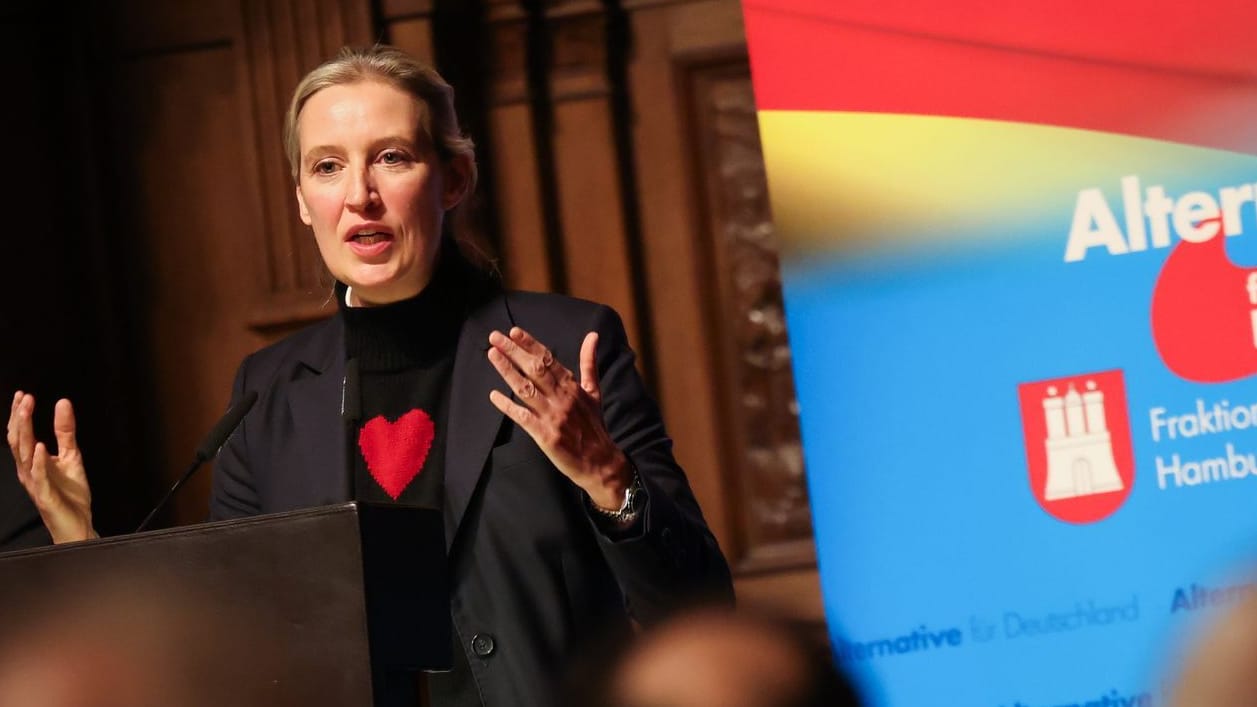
left=336, top=248, right=486, bottom=707
left=339, top=270, right=462, bottom=509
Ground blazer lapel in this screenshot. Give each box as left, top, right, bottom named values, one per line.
left=287, top=317, right=351, bottom=508
left=444, top=293, right=512, bottom=550
left=273, top=282, right=511, bottom=542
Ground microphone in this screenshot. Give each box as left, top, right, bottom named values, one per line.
left=342, top=358, right=361, bottom=501
left=342, top=358, right=361, bottom=422
left=135, top=390, right=259, bottom=533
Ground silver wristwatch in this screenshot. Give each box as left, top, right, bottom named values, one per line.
left=591, top=473, right=645, bottom=525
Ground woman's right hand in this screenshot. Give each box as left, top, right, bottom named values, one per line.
left=6, top=392, right=97, bottom=543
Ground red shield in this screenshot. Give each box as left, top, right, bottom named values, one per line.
left=1018, top=369, right=1135, bottom=524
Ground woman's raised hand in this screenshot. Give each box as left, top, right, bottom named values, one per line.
left=486, top=327, right=632, bottom=511
left=6, top=392, right=97, bottom=543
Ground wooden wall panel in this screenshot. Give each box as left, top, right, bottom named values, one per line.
left=482, top=2, right=553, bottom=291
left=380, top=0, right=435, bottom=64
left=621, top=4, right=732, bottom=550
left=552, top=94, right=638, bottom=339
left=488, top=100, right=554, bottom=290
left=108, top=46, right=269, bottom=523
left=545, top=4, right=640, bottom=347
left=389, top=18, right=437, bottom=64
left=623, top=0, right=822, bottom=620
left=378, top=0, right=432, bottom=18
left=688, top=63, right=813, bottom=566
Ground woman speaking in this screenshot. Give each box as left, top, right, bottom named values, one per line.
left=6, top=45, right=731, bottom=707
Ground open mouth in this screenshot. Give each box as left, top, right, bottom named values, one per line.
left=350, top=230, right=393, bottom=245
left=346, top=228, right=395, bottom=257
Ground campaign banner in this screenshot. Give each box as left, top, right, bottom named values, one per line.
left=742, top=2, right=1257, bottom=705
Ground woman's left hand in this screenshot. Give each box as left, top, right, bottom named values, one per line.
left=487, top=327, right=631, bottom=510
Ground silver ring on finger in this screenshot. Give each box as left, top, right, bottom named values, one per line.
left=531, top=356, right=551, bottom=378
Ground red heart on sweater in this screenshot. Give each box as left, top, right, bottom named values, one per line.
left=357, top=409, right=435, bottom=500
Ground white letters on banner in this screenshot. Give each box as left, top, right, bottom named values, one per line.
left=1064, top=176, right=1257, bottom=262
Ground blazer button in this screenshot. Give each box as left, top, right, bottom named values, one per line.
left=471, top=633, right=496, bottom=658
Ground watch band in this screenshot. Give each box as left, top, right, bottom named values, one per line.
left=591, top=471, right=644, bottom=525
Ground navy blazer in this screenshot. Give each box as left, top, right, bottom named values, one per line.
left=209, top=286, right=733, bottom=706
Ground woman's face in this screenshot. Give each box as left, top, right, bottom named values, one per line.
left=295, top=80, right=465, bottom=305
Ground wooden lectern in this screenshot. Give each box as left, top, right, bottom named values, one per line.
left=0, top=503, right=449, bottom=707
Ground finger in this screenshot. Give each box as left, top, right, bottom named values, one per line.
left=487, top=347, right=542, bottom=407
left=29, top=442, right=51, bottom=504
left=7, top=390, right=19, bottom=437
left=579, top=332, right=600, bottom=401
left=489, top=389, right=539, bottom=432
left=9, top=395, right=26, bottom=485
left=7, top=391, right=26, bottom=446
left=508, top=327, right=560, bottom=380
left=508, top=327, right=547, bottom=356
left=6, top=391, right=18, bottom=452
left=490, top=330, right=557, bottom=390
left=53, top=399, right=78, bottom=457
left=15, top=395, right=35, bottom=470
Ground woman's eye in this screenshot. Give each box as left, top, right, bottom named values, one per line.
left=380, top=150, right=406, bottom=165
left=313, top=160, right=338, bottom=175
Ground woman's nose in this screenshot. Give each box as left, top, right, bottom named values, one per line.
left=344, top=167, right=379, bottom=211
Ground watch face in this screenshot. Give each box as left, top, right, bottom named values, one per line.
left=626, top=483, right=644, bottom=513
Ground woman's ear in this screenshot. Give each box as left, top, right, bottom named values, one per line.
left=295, top=185, right=312, bottom=226
left=441, top=154, right=474, bottom=211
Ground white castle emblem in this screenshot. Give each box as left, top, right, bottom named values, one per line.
left=1041, top=381, right=1125, bottom=500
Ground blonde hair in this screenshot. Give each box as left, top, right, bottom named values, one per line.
left=283, top=45, right=477, bottom=193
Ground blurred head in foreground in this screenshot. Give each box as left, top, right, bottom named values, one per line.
left=1168, top=592, right=1257, bottom=706
left=0, top=575, right=293, bottom=707
left=582, top=609, right=862, bottom=707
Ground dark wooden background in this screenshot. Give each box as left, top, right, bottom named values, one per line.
left=0, top=0, right=821, bottom=621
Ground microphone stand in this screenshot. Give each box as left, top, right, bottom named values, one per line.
left=136, top=390, right=259, bottom=533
